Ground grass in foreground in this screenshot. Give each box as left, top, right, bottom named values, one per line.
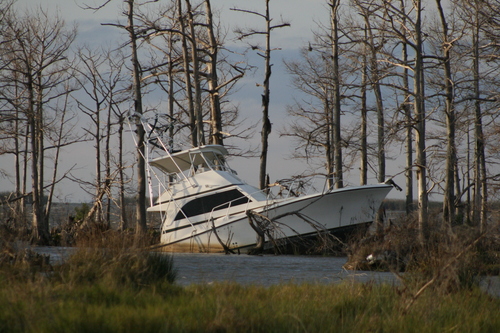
left=1, top=222, right=499, bottom=333
left=0, top=265, right=499, bottom=332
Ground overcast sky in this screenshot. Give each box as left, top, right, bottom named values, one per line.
left=2, top=0, right=405, bottom=202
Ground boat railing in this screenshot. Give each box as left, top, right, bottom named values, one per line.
left=208, top=195, right=255, bottom=222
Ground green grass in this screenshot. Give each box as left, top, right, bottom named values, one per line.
left=0, top=270, right=499, bottom=333
left=1, top=227, right=499, bottom=333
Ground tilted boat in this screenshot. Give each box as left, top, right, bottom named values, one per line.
left=137, top=115, right=394, bottom=253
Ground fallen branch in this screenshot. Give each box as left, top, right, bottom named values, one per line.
left=246, top=211, right=266, bottom=255
left=211, top=217, right=235, bottom=254
left=402, top=225, right=494, bottom=315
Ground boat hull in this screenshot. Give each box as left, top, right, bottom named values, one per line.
left=157, top=184, right=392, bottom=253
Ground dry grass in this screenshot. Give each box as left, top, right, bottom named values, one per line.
left=345, top=210, right=500, bottom=303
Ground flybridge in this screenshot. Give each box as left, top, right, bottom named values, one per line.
left=149, top=145, right=231, bottom=175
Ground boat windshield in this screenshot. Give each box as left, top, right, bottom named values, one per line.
left=189, top=151, right=231, bottom=174
left=190, top=151, right=229, bottom=174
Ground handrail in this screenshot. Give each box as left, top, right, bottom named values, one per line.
left=208, top=196, right=237, bottom=221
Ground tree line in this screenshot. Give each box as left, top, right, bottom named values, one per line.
left=282, top=0, right=500, bottom=244
left=1, top=0, right=499, bottom=246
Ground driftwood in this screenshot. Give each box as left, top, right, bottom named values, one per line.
left=246, top=211, right=266, bottom=255
left=79, top=170, right=118, bottom=229
left=244, top=201, right=344, bottom=255
left=210, top=217, right=235, bottom=254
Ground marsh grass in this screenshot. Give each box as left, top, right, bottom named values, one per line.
left=1, top=218, right=499, bottom=332
left=346, top=211, right=500, bottom=294
left=0, top=275, right=499, bottom=332
left=54, top=247, right=177, bottom=289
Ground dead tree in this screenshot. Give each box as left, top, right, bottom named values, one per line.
left=435, top=0, right=457, bottom=228
left=352, top=0, right=389, bottom=234
left=380, top=0, right=428, bottom=244
left=232, top=0, right=290, bottom=190
left=413, top=0, right=428, bottom=244
left=75, top=46, right=129, bottom=228
left=204, top=0, right=224, bottom=145
left=185, top=0, right=205, bottom=146
left=400, top=0, right=414, bottom=215
left=87, top=0, right=150, bottom=237
left=281, top=47, right=340, bottom=182
left=176, top=0, right=198, bottom=147
left=469, top=2, right=488, bottom=232
left=1, top=8, right=78, bottom=244
left=329, top=0, right=343, bottom=188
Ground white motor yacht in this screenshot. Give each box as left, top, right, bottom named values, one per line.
left=136, top=115, right=394, bottom=253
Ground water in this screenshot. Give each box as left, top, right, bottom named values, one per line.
left=32, top=246, right=397, bottom=285
left=172, top=253, right=399, bottom=286
left=33, top=247, right=500, bottom=297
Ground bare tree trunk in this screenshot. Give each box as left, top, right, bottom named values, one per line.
left=466, top=129, right=472, bottom=223
left=360, top=26, right=368, bottom=186
left=118, top=116, right=127, bottom=231
left=167, top=32, right=176, bottom=150
left=480, top=139, right=487, bottom=232
left=35, top=63, right=52, bottom=240
left=186, top=0, right=205, bottom=146
left=402, top=33, right=413, bottom=215
left=259, top=0, right=272, bottom=191
left=13, top=77, right=25, bottom=222
left=325, top=97, right=334, bottom=188
left=95, top=81, right=103, bottom=225
left=177, top=0, right=197, bottom=147
left=393, top=0, right=414, bottom=215
left=105, top=100, right=112, bottom=227
left=329, top=0, right=343, bottom=189
left=126, top=0, right=147, bottom=236
left=414, top=0, right=428, bottom=245
left=28, top=78, right=47, bottom=243
left=22, top=125, right=28, bottom=222
left=470, top=5, right=488, bottom=232
left=231, top=1, right=289, bottom=190
left=472, top=36, right=487, bottom=232
left=436, top=0, right=456, bottom=229
left=204, top=0, right=223, bottom=145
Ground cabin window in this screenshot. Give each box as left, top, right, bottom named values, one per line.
left=174, top=189, right=250, bottom=220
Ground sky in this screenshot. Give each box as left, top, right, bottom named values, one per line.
left=1, top=0, right=406, bottom=202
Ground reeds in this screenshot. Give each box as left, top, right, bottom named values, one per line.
left=1, top=214, right=499, bottom=332
left=342, top=209, right=500, bottom=322
left=0, top=276, right=498, bottom=332
left=54, top=247, right=177, bottom=288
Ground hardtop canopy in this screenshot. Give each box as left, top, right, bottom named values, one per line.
left=149, top=144, right=229, bottom=174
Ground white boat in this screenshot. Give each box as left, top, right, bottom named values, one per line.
left=136, top=115, right=394, bottom=253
